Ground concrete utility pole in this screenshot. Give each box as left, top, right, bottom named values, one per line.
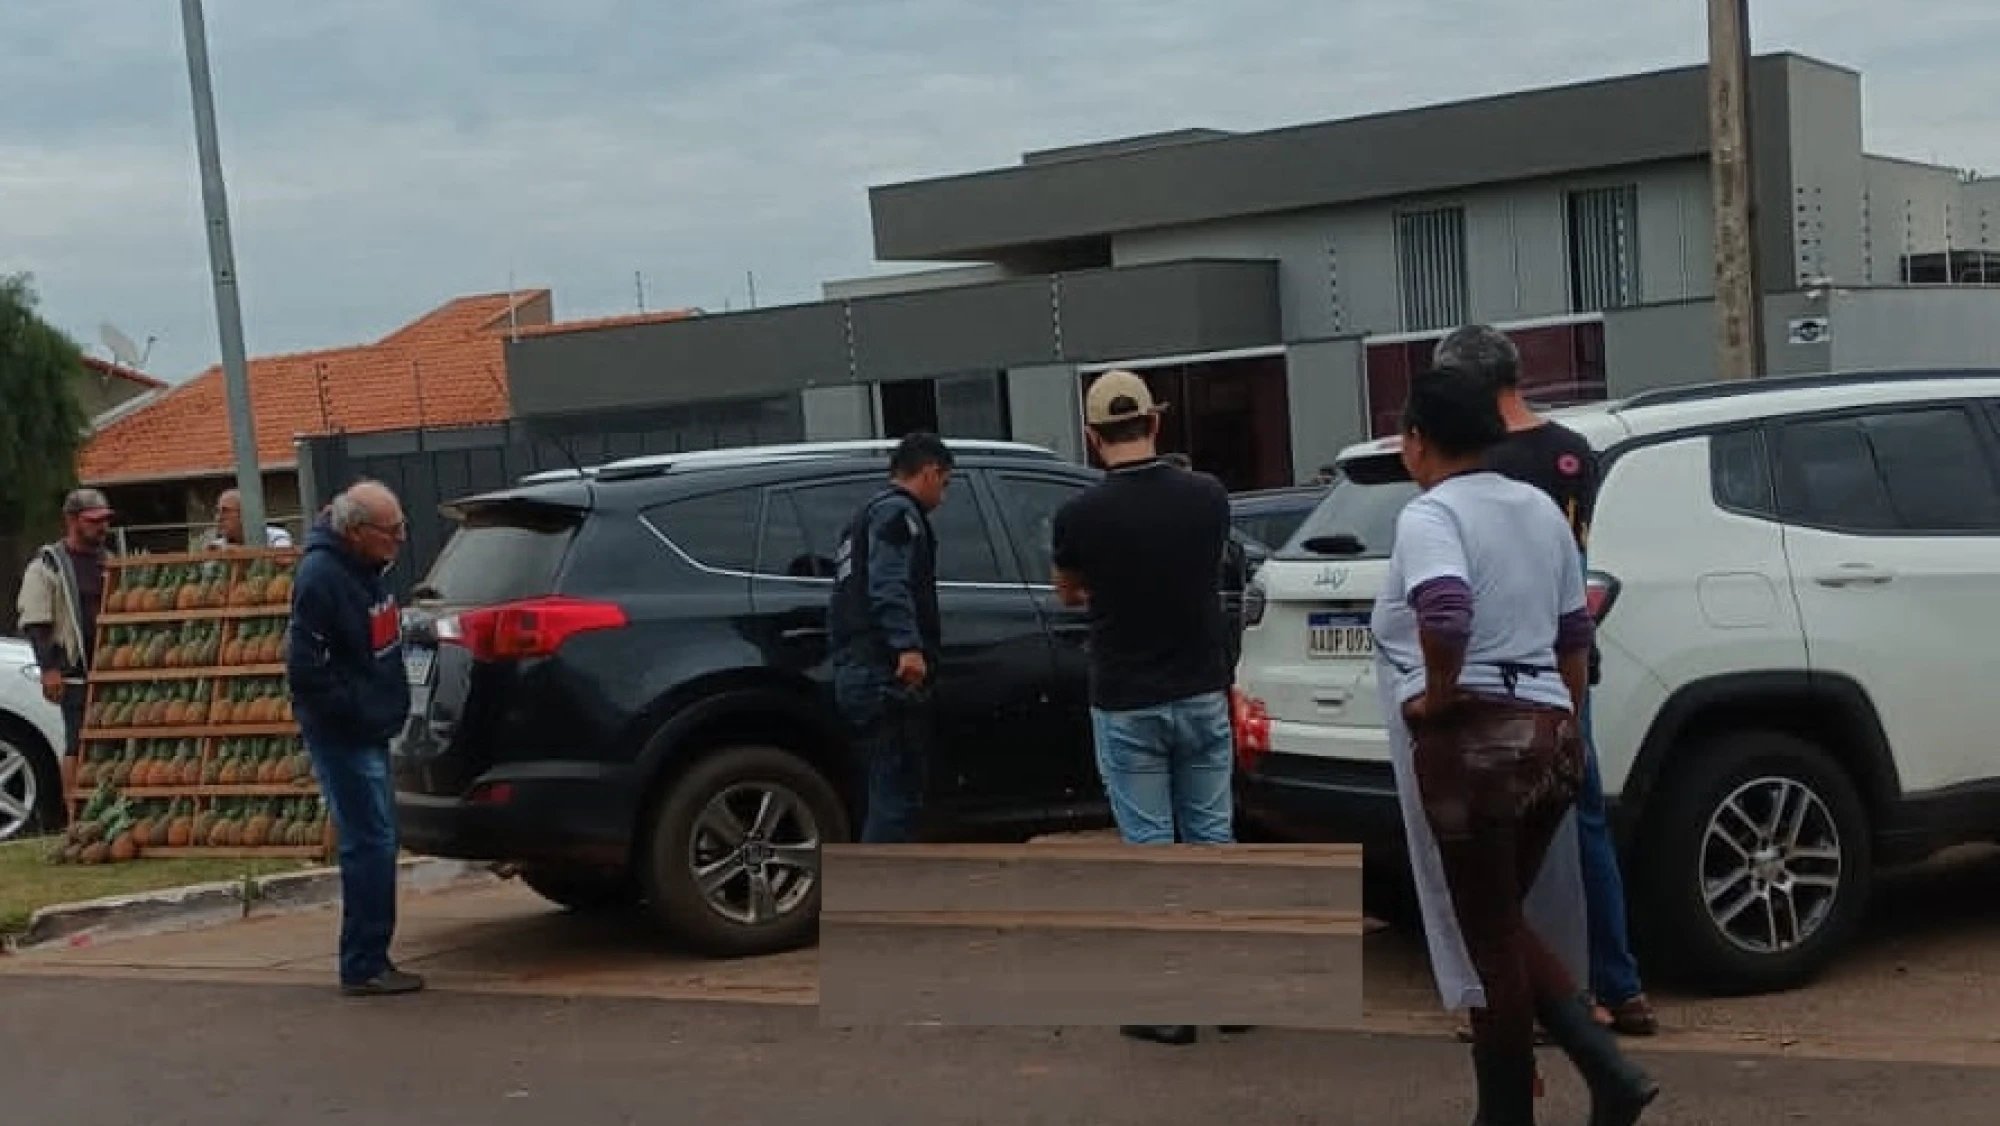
left=1707, top=0, right=1765, bottom=380
left=179, top=0, right=269, bottom=546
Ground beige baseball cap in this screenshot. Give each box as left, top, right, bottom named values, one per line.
left=1083, top=369, right=1168, bottom=426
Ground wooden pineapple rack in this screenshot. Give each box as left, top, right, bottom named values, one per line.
left=61, top=546, right=333, bottom=862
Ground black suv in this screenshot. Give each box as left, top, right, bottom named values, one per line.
left=393, top=439, right=1168, bottom=957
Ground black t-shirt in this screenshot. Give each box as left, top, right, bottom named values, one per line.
left=1484, top=421, right=1599, bottom=552
left=1050, top=458, right=1233, bottom=712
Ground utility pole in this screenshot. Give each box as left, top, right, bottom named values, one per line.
left=179, top=0, right=268, bottom=545
left=1707, top=0, right=1765, bottom=380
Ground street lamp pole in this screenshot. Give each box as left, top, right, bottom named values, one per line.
left=1707, top=0, right=1765, bottom=380
left=178, top=0, right=269, bottom=546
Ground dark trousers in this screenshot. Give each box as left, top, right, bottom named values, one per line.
left=1412, top=698, right=1586, bottom=1060
left=60, top=682, right=86, bottom=758
left=307, top=736, right=400, bottom=985
left=835, top=668, right=933, bottom=844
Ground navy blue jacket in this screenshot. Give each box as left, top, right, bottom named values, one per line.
left=826, top=485, right=940, bottom=680
left=284, top=520, right=411, bottom=748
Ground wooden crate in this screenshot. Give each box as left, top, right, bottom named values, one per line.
left=58, top=547, right=334, bottom=863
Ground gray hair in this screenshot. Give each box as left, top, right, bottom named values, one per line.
left=1431, top=324, right=1520, bottom=389
left=327, top=479, right=396, bottom=534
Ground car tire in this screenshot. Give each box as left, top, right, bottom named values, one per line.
left=1635, top=729, right=1873, bottom=996
left=0, top=723, right=63, bottom=844
left=641, top=744, right=850, bottom=958
left=519, top=866, right=637, bottom=914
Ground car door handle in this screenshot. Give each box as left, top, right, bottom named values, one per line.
left=781, top=627, right=827, bottom=641
left=1813, top=564, right=1896, bottom=588
left=1312, top=688, right=1350, bottom=707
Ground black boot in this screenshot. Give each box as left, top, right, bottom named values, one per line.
left=1469, top=1043, right=1538, bottom=1126
left=1535, top=992, right=1659, bottom=1126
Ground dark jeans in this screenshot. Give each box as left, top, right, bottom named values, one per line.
left=307, top=736, right=400, bottom=985
left=1576, top=695, right=1644, bottom=1005
left=835, top=669, right=933, bottom=844
left=1412, top=698, right=1586, bottom=1061
left=60, top=682, right=86, bottom=758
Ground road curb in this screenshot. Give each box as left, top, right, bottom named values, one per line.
left=5, top=857, right=497, bottom=954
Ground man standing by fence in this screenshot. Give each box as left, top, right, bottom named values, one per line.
left=1050, top=371, right=1241, bottom=1046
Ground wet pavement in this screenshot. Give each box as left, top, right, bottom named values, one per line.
left=6, top=974, right=2000, bottom=1125
left=3, top=844, right=1998, bottom=1069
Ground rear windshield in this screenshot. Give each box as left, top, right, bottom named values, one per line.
left=1276, top=464, right=1417, bottom=562
left=419, top=503, right=580, bottom=605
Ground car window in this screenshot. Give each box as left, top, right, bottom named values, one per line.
left=762, top=476, right=1008, bottom=583
left=422, top=502, right=580, bottom=605
left=645, top=488, right=759, bottom=572
left=1775, top=407, right=2000, bottom=533
left=1277, top=466, right=1419, bottom=561
left=991, top=473, right=1089, bottom=585
left=1232, top=509, right=1312, bottom=552
left=1710, top=428, right=1776, bottom=516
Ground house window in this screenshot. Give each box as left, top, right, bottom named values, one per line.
left=1567, top=186, right=1642, bottom=311
left=1396, top=207, right=1469, bottom=332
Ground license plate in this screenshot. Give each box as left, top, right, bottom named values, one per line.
left=1307, top=612, right=1373, bottom=658
left=404, top=648, right=435, bottom=686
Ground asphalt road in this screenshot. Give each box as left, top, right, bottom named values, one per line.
left=6, top=976, right=1997, bottom=1125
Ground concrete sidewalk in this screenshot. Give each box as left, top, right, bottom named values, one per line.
left=5, top=975, right=1998, bottom=1126
left=7, top=872, right=2000, bottom=1067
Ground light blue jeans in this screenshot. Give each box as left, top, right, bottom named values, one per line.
left=1089, top=690, right=1235, bottom=845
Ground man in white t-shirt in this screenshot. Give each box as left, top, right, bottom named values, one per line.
left=205, top=489, right=293, bottom=550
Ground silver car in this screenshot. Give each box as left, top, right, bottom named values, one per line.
left=0, top=636, right=67, bottom=842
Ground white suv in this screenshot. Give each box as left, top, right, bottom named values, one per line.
left=1232, top=369, right=2000, bottom=996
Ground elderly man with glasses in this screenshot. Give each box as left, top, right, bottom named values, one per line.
left=285, top=479, right=419, bottom=997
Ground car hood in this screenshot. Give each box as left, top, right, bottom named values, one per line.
left=0, top=636, right=33, bottom=666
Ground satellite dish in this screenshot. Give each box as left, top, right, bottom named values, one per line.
left=100, top=323, right=143, bottom=369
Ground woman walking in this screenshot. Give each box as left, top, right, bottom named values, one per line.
left=1371, top=367, right=1658, bottom=1126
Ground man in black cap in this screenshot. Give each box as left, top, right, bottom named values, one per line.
left=15, top=488, right=115, bottom=759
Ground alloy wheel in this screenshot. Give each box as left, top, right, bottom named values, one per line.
left=1700, top=775, right=1843, bottom=956
left=0, top=741, right=41, bottom=842
left=686, top=781, right=822, bottom=926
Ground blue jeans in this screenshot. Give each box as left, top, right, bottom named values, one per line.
left=834, top=667, right=932, bottom=844
left=1089, top=690, right=1235, bottom=845
left=308, top=738, right=400, bottom=985
left=1577, top=687, right=1644, bottom=1004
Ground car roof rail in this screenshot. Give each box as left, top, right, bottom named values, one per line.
left=1617, top=367, right=2000, bottom=412
left=516, top=466, right=600, bottom=484
left=589, top=438, right=1063, bottom=483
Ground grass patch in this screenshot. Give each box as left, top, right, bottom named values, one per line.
left=0, top=836, right=315, bottom=941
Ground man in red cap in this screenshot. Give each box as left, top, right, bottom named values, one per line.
left=16, top=488, right=115, bottom=759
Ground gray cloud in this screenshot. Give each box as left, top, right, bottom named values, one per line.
left=1, top=0, right=1994, bottom=381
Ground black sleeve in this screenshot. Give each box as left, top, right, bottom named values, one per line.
left=23, top=624, right=60, bottom=674
left=1566, top=429, right=1602, bottom=551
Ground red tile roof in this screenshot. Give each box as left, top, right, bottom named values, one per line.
left=78, top=291, right=553, bottom=485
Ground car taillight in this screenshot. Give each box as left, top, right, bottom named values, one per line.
left=434, top=596, right=628, bottom=662
left=1231, top=688, right=1272, bottom=770
left=1585, top=570, right=1620, bottom=622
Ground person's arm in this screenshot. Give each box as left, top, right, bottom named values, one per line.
left=1049, top=502, right=1088, bottom=607
left=1554, top=528, right=1594, bottom=714
left=1396, top=502, right=1473, bottom=721
left=865, top=503, right=926, bottom=684
left=284, top=565, right=361, bottom=728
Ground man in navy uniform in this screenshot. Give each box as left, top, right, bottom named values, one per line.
left=827, top=432, right=955, bottom=843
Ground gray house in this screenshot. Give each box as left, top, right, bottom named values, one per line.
left=503, top=51, right=2000, bottom=491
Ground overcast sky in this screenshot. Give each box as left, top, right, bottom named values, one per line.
left=3, top=0, right=1993, bottom=383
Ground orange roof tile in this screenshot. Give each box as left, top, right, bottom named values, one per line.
left=510, top=307, right=700, bottom=338
left=82, top=356, right=167, bottom=389
left=78, top=291, right=553, bottom=485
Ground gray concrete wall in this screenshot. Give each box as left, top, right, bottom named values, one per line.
left=1282, top=338, right=1366, bottom=481
left=1113, top=161, right=1714, bottom=339
left=822, top=264, right=1013, bottom=300
left=1862, top=157, right=1964, bottom=283
left=1005, top=363, right=1084, bottom=462
left=802, top=385, right=878, bottom=440
left=1829, top=287, right=2000, bottom=370
left=1782, top=59, right=1867, bottom=288
left=1602, top=291, right=1835, bottom=396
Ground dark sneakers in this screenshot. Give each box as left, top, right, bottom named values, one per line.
left=341, top=968, right=427, bottom=997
